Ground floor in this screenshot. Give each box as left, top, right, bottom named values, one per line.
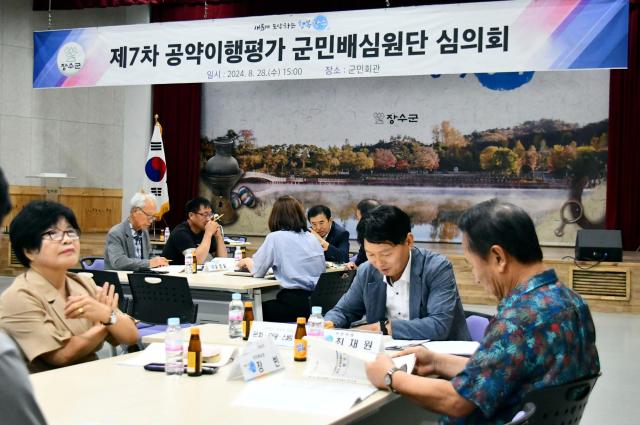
left=0, top=276, right=638, bottom=423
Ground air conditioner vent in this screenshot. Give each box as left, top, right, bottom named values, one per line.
left=570, top=267, right=630, bottom=301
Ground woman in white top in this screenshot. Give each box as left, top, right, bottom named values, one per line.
left=237, top=195, right=325, bottom=322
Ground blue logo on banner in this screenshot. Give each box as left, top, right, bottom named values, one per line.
left=313, top=15, right=328, bottom=30
left=474, top=72, right=535, bottom=91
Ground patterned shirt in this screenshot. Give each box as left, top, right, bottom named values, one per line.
left=443, top=269, right=600, bottom=424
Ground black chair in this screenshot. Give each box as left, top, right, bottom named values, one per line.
left=309, top=270, right=357, bottom=313
left=69, top=269, right=128, bottom=313
left=505, top=403, right=536, bottom=425
left=127, top=273, right=198, bottom=325
left=517, top=374, right=600, bottom=425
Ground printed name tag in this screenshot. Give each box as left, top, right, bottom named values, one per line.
left=323, top=329, right=383, bottom=354
left=248, top=321, right=297, bottom=348
left=228, top=338, right=284, bottom=381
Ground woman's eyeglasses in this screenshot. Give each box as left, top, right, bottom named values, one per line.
left=42, top=229, right=80, bottom=241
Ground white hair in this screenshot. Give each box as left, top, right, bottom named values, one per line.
left=130, top=192, right=156, bottom=211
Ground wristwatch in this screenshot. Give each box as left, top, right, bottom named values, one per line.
left=384, top=364, right=407, bottom=393
left=102, top=310, right=118, bottom=326
left=379, top=319, right=389, bottom=335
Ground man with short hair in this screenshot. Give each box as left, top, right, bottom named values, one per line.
left=162, top=197, right=227, bottom=265
left=307, top=205, right=350, bottom=263
left=365, top=200, right=600, bottom=424
left=0, top=167, right=48, bottom=425
left=325, top=205, right=469, bottom=341
left=104, top=192, right=169, bottom=270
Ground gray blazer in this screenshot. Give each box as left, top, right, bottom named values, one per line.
left=104, top=219, right=152, bottom=271
left=325, top=247, right=470, bottom=341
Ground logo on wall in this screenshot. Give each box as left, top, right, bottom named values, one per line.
left=313, top=15, right=328, bottom=31
left=56, top=42, right=85, bottom=77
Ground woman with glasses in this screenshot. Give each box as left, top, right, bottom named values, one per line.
left=0, top=201, right=138, bottom=372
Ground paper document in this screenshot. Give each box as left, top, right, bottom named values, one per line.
left=305, top=337, right=415, bottom=385
left=223, top=270, right=276, bottom=279
left=151, top=265, right=187, bottom=274
left=118, top=342, right=237, bottom=367
left=233, top=374, right=377, bottom=416
left=384, top=338, right=430, bottom=351
left=423, top=340, right=480, bottom=356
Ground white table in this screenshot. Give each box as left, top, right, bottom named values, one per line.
left=116, top=270, right=280, bottom=320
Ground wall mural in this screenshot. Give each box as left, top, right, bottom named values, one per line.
left=200, top=71, right=609, bottom=246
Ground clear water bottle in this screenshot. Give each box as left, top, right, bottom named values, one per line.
left=307, top=306, right=325, bottom=337
left=165, top=317, right=183, bottom=376
left=164, top=227, right=170, bottom=242
left=228, top=293, right=244, bottom=339
left=184, top=248, right=194, bottom=274
left=233, top=246, right=243, bottom=261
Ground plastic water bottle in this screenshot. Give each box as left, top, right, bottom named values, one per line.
left=165, top=317, right=183, bottom=376
left=184, top=249, right=194, bottom=274
left=228, top=293, right=244, bottom=338
left=233, top=246, right=243, bottom=261
left=164, top=227, right=170, bottom=242
left=307, top=306, right=325, bottom=337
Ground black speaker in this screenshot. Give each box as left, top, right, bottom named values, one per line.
left=575, top=229, right=622, bottom=262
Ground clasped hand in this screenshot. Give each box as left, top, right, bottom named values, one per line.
left=64, top=282, right=119, bottom=324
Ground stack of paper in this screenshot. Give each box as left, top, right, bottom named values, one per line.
left=423, top=340, right=480, bottom=356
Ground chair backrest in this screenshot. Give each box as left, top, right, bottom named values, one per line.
left=506, top=403, right=536, bottom=425
left=80, top=256, right=105, bottom=271
left=519, top=374, right=600, bottom=425
left=127, top=273, right=198, bottom=325
left=309, top=270, right=357, bottom=313
left=466, top=315, right=490, bottom=343
left=69, top=269, right=128, bottom=313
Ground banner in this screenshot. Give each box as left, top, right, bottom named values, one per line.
left=33, top=0, right=628, bottom=89
left=142, top=117, right=170, bottom=220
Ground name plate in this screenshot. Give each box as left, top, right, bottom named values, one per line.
left=229, top=338, right=284, bottom=382
left=248, top=321, right=297, bottom=348
left=323, top=329, right=383, bottom=354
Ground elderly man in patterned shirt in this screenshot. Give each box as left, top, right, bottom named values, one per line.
left=365, top=199, right=600, bottom=424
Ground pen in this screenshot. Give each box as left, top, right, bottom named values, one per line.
left=213, top=214, right=224, bottom=222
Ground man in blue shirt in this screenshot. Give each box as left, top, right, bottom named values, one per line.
left=325, top=205, right=469, bottom=341
left=365, top=199, right=600, bottom=424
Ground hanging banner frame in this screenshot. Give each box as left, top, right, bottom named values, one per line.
left=33, top=0, right=628, bottom=89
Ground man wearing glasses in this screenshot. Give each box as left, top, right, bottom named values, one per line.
left=104, top=192, right=169, bottom=270
left=162, top=197, right=227, bottom=265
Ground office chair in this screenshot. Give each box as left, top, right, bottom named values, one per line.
left=463, top=310, right=493, bottom=343
left=309, top=270, right=357, bottom=313
left=517, top=373, right=600, bottom=425
left=127, top=273, right=198, bottom=325
left=505, top=403, right=536, bottom=425
left=80, top=256, right=105, bottom=271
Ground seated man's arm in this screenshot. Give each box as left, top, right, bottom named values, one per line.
left=0, top=333, right=48, bottom=425
left=391, top=259, right=461, bottom=340
left=325, top=230, right=350, bottom=263
left=324, top=270, right=367, bottom=328
left=105, top=231, right=149, bottom=271
left=391, top=373, right=476, bottom=417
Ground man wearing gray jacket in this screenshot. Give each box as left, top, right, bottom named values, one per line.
left=325, top=205, right=469, bottom=341
left=104, top=193, right=168, bottom=270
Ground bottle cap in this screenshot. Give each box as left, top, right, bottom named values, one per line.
left=311, top=306, right=322, bottom=315
left=167, top=317, right=180, bottom=326
left=232, top=293, right=241, bottom=300
left=296, top=317, right=306, bottom=324
left=244, top=301, right=253, bottom=308
left=190, top=327, right=200, bottom=335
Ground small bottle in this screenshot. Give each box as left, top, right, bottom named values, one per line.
left=165, top=317, right=183, bottom=376
left=228, top=293, right=244, bottom=339
left=233, top=246, right=243, bottom=261
left=307, top=306, right=325, bottom=337
left=164, top=227, right=170, bottom=242
left=184, top=249, right=193, bottom=274
left=192, top=251, right=198, bottom=274
left=242, top=301, right=254, bottom=341
left=294, top=317, right=307, bottom=362
left=187, top=327, right=202, bottom=377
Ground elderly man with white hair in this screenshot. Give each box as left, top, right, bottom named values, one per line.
left=104, top=192, right=169, bottom=270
